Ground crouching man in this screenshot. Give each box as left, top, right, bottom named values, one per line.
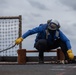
left=15, top=19, right=74, bottom=63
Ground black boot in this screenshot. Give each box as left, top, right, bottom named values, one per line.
left=38, top=51, right=44, bottom=64
left=39, top=58, right=44, bottom=64
left=68, top=59, right=76, bottom=64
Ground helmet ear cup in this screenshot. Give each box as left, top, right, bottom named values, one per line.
left=57, top=24, right=60, bottom=28
left=47, top=19, right=52, bottom=24
left=47, top=20, right=51, bottom=24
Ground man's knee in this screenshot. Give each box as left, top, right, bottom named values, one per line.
left=34, top=39, right=47, bottom=50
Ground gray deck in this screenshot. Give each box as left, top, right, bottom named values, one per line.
left=0, top=64, right=76, bottom=75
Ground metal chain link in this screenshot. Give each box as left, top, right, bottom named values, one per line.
left=0, top=41, right=16, bottom=53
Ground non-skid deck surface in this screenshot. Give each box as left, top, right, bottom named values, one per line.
left=0, top=63, right=76, bottom=75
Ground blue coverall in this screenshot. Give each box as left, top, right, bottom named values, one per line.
left=22, top=24, right=71, bottom=60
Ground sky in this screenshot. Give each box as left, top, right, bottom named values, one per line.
left=0, top=0, right=76, bottom=55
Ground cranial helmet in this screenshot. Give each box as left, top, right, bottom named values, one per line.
left=47, top=19, right=60, bottom=30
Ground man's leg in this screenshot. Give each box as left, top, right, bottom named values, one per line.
left=34, top=39, right=48, bottom=63
left=57, top=39, right=70, bottom=63
left=50, top=39, right=69, bottom=63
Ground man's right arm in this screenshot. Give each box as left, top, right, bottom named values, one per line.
left=22, top=24, right=44, bottom=39
left=15, top=24, right=44, bottom=45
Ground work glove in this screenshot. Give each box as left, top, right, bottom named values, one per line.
left=15, top=37, right=23, bottom=45
left=67, top=49, right=74, bottom=60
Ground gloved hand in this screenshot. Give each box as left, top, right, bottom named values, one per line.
left=15, top=37, right=23, bottom=45
left=67, top=49, right=74, bottom=60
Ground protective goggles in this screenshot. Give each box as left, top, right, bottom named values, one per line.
left=48, top=23, right=58, bottom=30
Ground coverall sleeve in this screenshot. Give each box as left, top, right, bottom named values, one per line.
left=59, top=30, right=72, bottom=50
left=22, top=24, right=43, bottom=39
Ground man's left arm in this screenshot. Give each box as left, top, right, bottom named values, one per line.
left=59, top=30, right=74, bottom=60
